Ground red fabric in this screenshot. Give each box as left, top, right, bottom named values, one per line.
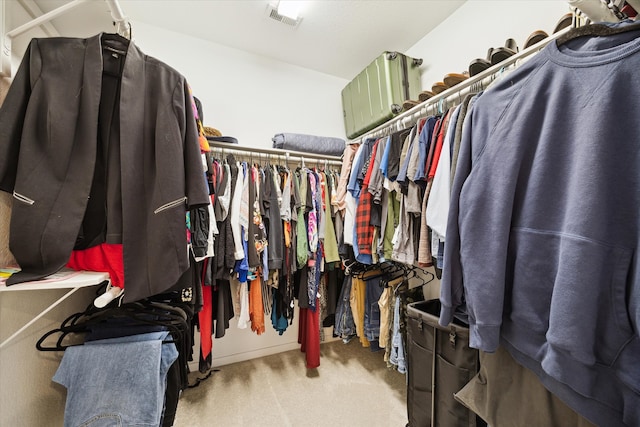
left=198, top=257, right=213, bottom=360
left=424, top=118, right=442, bottom=179
left=66, top=243, right=124, bottom=288
left=355, top=141, right=379, bottom=255
left=199, top=283, right=213, bottom=359
left=417, top=117, right=427, bottom=135
left=299, top=298, right=320, bottom=369
left=428, top=110, right=451, bottom=180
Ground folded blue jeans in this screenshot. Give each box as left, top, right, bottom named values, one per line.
left=53, top=331, right=178, bottom=427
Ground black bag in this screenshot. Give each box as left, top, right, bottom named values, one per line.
left=406, top=299, right=485, bottom=427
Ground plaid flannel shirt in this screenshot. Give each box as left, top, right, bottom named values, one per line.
left=355, top=140, right=380, bottom=255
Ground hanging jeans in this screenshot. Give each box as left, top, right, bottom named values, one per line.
left=334, top=275, right=356, bottom=339
left=53, top=331, right=178, bottom=427
left=364, top=275, right=384, bottom=342
left=390, top=296, right=407, bottom=373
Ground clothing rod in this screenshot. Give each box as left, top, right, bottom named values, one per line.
left=350, top=26, right=572, bottom=144
left=3, top=0, right=130, bottom=77
left=6, top=0, right=90, bottom=39
left=105, top=0, right=127, bottom=23
left=6, top=0, right=128, bottom=39
left=206, top=141, right=343, bottom=166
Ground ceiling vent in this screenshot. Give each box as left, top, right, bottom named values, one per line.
left=265, top=3, right=303, bottom=28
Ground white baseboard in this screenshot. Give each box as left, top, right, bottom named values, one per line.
left=188, top=327, right=339, bottom=371
left=213, top=341, right=302, bottom=367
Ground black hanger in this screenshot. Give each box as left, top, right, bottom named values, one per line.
left=36, top=299, right=188, bottom=351
left=388, top=265, right=436, bottom=295
left=557, top=20, right=640, bottom=46
left=413, top=267, right=435, bottom=287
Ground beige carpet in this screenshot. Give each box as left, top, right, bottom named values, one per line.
left=174, top=340, right=408, bottom=427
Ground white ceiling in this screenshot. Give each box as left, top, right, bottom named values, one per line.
left=8, top=0, right=466, bottom=80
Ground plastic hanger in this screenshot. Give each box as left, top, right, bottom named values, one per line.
left=556, top=20, right=640, bottom=46
left=94, top=281, right=124, bottom=308
left=114, top=20, right=132, bottom=40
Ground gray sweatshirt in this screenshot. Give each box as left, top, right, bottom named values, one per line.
left=440, top=21, right=640, bottom=427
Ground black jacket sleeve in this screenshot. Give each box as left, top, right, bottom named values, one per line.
left=190, top=206, right=210, bottom=258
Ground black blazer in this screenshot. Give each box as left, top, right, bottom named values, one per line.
left=0, top=34, right=209, bottom=302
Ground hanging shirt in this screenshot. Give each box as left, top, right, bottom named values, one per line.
left=383, top=191, right=400, bottom=261
left=395, top=126, right=418, bottom=190
left=330, top=170, right=339, bottom=215
left=317, top=171, right=326, bottom=241
left=280, top=167, right=292, bottom=222
left=367, top=137, right=388, bottom=205
left=334, top=143, right=360, bottom=213
left=273, top=165, right=283, bottom=210
left=229, top=160, right=245, bottom=260
left=307, top=253, right=319, bottom=311
left=218, top=163, right=232, bottom=221
left=290, top=170, right=300, bottom=270
left=344, top=144, right=366, bottom=247
left=406, top=118, right=427, bottom=182
left=307, top=170, right=319, bottom=254
left=391, top=195, right=414, bottom=265
left=295, top=170, right=309, bottom=267
left=322, top=173, right=340, bottom=263
left=348, top=140, right=375, bottom=262
left=239, top=163, right=250, bottom=235
left=355, top=141, right=380, bottom=256
left=417, top=181, right=434, bottom=267
left=386, top=128, right=412, bottom=181
left=427, top=104, right=461, bottom=239
left=424, top=118, right=442, bottom=181
left=263, top=166, right=283, bottom=270
left=235, top=227, right=251, bottom=329
left=247, top=166, right=263, bottom=268
left=347, top=140, right=371, bottom=199
left=450, top=94, right=478, bottom=188
left=427, top=110, right=452, bottom=180
left=415, top=116, right=438, bottom=182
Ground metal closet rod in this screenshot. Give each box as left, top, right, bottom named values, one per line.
left=350, top=26, right=572, bottom=144
left=6, top=0, right=128, bottom=39
left=206, top=141, right=343, bottom=166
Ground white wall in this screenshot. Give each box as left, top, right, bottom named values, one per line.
left=130, top=21, right=349, bottom=148
left=407, top=0, right=571, bottom=94
left=0, top=286, right=101, bottom=427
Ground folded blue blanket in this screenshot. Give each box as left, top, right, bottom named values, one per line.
left=272, top=133, right=345, bottom=156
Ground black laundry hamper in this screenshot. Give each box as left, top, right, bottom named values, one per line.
left=406, top=299, right=486, bottom=427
